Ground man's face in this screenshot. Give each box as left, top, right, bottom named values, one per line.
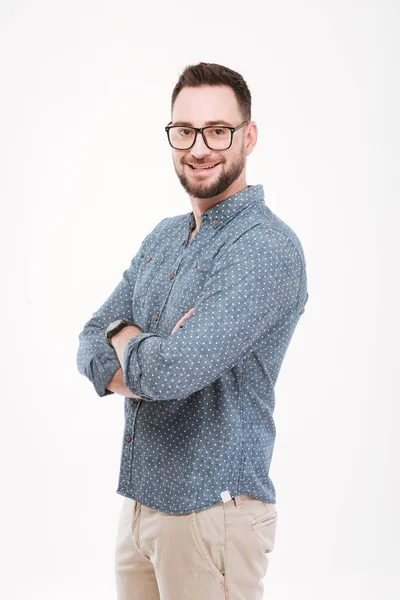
left=170, top=85, right=253, bottom=199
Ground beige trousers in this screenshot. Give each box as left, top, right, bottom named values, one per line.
left=114, top=493, right=277, bottom=600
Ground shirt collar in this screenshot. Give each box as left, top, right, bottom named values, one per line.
left=187, top=184, right=265, bottom=229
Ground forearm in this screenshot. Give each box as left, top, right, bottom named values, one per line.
left=106, top=366, right=142, bottom=399
left=108, top=325, right=145, bottom=398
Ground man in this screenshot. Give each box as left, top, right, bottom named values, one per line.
left=76, top=62, right=309, bottom=600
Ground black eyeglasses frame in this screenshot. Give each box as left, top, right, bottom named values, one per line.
left=165, top=120, right=249, bottom=151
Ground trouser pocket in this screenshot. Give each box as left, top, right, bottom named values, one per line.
left=190, top=504, right=226, bottom=586
left=250, top=502, right=278, bottom=530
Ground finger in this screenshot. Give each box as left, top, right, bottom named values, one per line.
left=177, top=309, right=195, bottom=329
left=181, top=307, right=196, bottom=322
left=171, top=308, right=196, bottom=334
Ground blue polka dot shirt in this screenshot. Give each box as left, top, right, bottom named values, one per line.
left=76, top=184, right=309, bottom=514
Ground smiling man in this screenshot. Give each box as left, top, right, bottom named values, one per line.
left=170, top=86, right=252, bottom=205
left=76, top=62, right=309, bottom=600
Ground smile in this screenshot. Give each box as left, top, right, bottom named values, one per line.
left=187, top=162, right=221, bottom=171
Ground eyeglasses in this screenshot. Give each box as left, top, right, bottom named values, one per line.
left=165, top=121, right=249, bottom=151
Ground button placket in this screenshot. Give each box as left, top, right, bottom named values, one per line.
left=128, top=400, right=142, bottom=485
left=185, top=211, right=212, bottom=248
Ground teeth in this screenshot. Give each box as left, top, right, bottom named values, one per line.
left=191, top=164, right=217, bottom=169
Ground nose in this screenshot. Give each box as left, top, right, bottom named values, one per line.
left=189, top=130, right=213, bottom=159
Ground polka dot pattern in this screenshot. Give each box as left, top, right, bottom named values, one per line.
left=76, top=184, right=308, bottom=514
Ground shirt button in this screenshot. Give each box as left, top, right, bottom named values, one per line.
left=213, top=218, right=219, bottom=225
left=168, top=273, right=174, bottom=279
left=154, top=313, right=159, bottom=320
left=146, top=256, right=152, bottom=262
left=193, top=261, right=198, bottom=268
left=125, top=434, right=132, bottom=443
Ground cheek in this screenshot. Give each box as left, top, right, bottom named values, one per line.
left=177, top=157, right=187, bottom=171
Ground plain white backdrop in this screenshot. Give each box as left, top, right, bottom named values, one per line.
left=1, top=1, right=399, bottom=598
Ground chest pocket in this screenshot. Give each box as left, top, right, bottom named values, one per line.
left=171, top=258, right=212, bottom=313
left=133, top=251, right=166, bottom=303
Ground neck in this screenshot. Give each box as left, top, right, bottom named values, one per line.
left=190, top=178, right=247, bottom=231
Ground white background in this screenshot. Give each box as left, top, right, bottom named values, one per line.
left=1, top=1, right=399, bottom=598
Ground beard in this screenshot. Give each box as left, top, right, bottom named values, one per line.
left=173, top=150, right=246, bottom=200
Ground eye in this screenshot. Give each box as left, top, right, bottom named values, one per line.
left=208, top=127, right=228, bottom=136
left=178, top=128, right=194, bottom=137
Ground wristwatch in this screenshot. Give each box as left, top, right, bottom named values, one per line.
left=106, top=319, right=141, bottom=347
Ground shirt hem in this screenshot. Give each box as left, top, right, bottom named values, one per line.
left=115, top=488, right=276, bottom=514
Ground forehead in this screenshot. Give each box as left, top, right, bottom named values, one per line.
left=171, top=85, right=241, bottom=127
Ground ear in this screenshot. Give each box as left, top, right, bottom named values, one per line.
left=245, top=121, right=258, bottom=157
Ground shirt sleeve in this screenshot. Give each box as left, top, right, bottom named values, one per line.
left=121, top=229, right=307, bottom=402
left=76, top=251, right=142, bottom=397
left=76, top=219, right=168, bottom=397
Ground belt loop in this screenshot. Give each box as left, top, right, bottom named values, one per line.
left=233, top=495, right=242, bottom=508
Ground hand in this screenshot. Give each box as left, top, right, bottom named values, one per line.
left=106, top=366, right=142, bottom=399
left=171, top=307, right=196, bottom=334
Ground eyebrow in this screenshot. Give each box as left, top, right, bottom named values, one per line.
left=169, top=120, right=233, bottom=127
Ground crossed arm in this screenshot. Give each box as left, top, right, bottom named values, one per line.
left=77, top=226, right=305, bottom=401
left=106, top=308, right=196, bottom=397
left=106, top=365, right=135, bottom=397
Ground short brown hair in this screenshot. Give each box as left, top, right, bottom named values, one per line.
left=171, top=62, right=252, bottom=122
